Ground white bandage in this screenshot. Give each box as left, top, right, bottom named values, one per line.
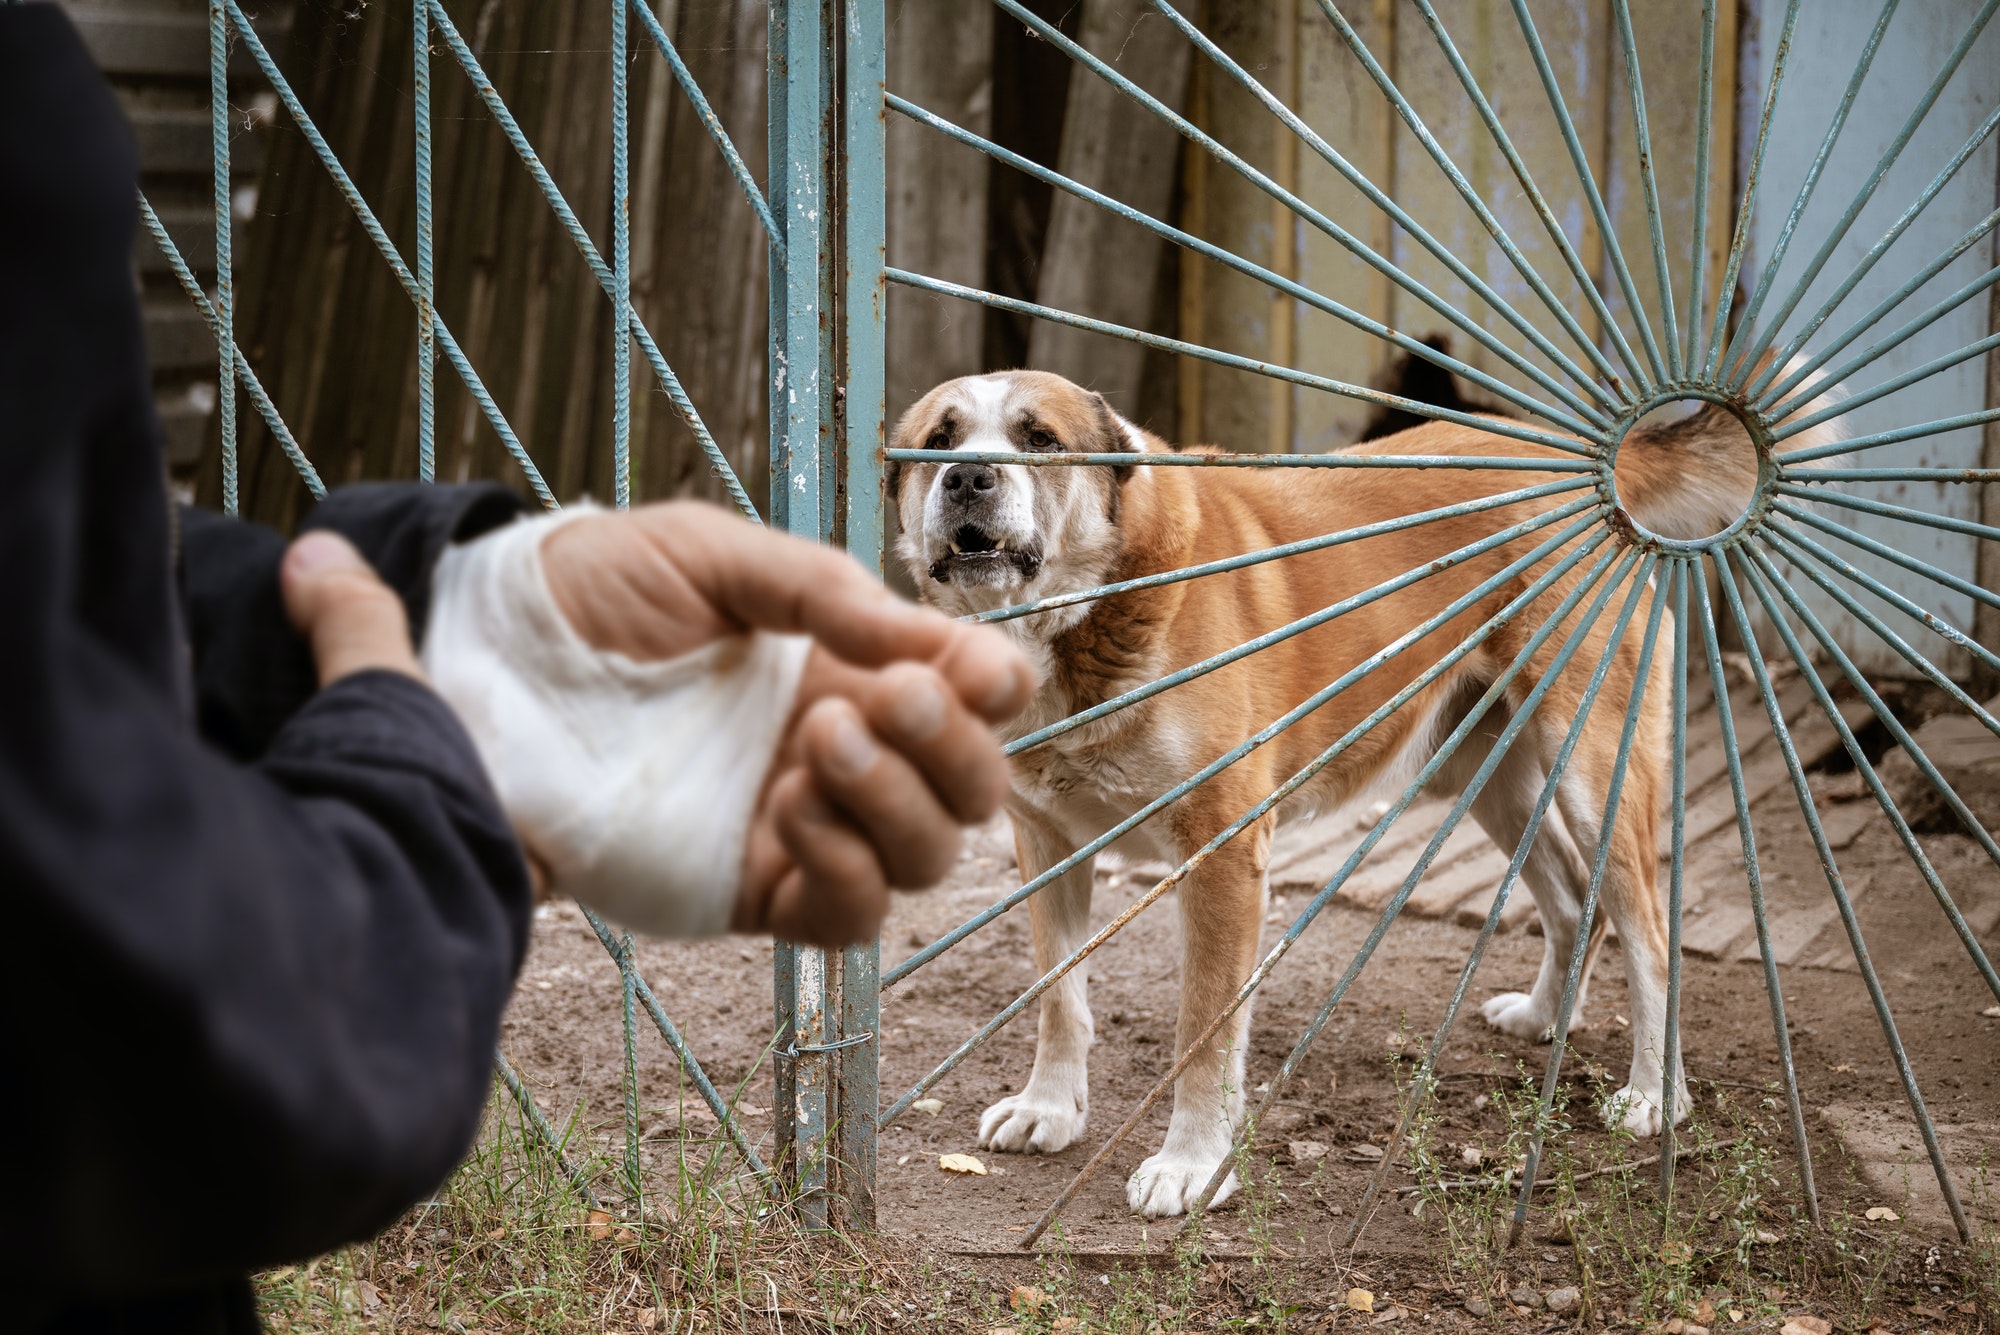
left=422, top=507, right=810, bottom=937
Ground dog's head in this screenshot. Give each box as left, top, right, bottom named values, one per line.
left=891, top=371, right=1143, bottom=620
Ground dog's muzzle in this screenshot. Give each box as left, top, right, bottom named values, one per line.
left=927, top=463, right=1041, bottom=583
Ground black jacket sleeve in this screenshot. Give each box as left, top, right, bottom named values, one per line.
left=181, top=484, right=527, bottom=761
left=1, top=7, right=535, bottom=1314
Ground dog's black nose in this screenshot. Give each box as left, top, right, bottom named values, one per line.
left=942, top=462, right=998, bottom=505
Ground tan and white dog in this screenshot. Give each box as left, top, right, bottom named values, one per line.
left=891, top=369, right=1839, bottom=1219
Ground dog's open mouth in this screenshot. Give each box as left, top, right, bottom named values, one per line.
left=929, top=524, right=1042, bottom=582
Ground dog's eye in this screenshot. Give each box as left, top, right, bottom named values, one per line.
left=1027, top=429, right=1058, bottom=451
left=925, top=431, right=950, bottom=451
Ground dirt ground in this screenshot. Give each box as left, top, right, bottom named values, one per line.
left=498, top=726, right=2000, bottom=1323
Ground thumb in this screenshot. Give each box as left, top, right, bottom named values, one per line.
left=281, top=531, right=424, bottom=687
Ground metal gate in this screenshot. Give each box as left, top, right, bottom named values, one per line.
left=108, top=0, right=2000, bottom=1251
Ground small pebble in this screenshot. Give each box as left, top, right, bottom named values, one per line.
left=1462, top=1295, right=1491, bottom=1317
left=1506, top=1286, right=1542, bottom=1310
left=1545, top=1286, right=1580, bottom=1314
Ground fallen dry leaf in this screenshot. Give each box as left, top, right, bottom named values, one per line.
left=1346, top=1287, right=1376, bottom=1313
left=1828, top=1063, right=1856, bottom=1074
left=912, top=1098, right=945, bottom=1116
left=1660, top=1239, right=1694, bottom=1265
left=1729, top=1311, right=1745, bottom=1324
left=1371, top=1307, right=1402, bottom=1325
left=1348, top=1143, right=1386, bottom=1161
left=1780, top=1317, right=1832, bottom=1335
left=486, top=1226, right=507, bottom=1240
left=940, top=1152, right=987, bottom=1175
left=1692, top=1299, right=1715, bottom=1324
left=1753, top=1229, right=1781, bottom=1245
left=614, top=1227, right=638, bottom=1244
left=1460, top=1145, right=1484, bottom=1168
left=356, top=1281, right=382, bottom=1312
left=1864, top=1206, right=1900, bottom=1222
left=1009, top=1285, right=1048, bottom=1313
left=1289, top=1140, right=1329, bottom=1165
left=585, top=1209, right=614, bottom=1240
left=1051, top=1319, right=1084, bottom=1334
left=1983, top=1005, right=2000, bottom=1018
left=636, top=1308, right=660, bottom=1331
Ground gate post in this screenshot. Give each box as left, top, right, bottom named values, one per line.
left=770, top=0, right=885, bottom=1231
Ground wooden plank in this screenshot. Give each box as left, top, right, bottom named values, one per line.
left=1027, top=0, right=1192, bottom=414
left=66, top=8, right=289, bottom=79
left=885, top=0, right=993, bottom=424
left=142, top=301, right=214, bottom=373
left=1733, top=872, right=1873, bottom=968
left=129, top=107, right=265, bottom=176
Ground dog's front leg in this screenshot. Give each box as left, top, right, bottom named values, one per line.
left=1127, top=816, right=1269, bottom=1219
left=978, top=809, right=1095, bottom=1155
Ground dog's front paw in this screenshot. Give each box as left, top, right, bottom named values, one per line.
left=1126, top=1148, right=1238, bottom=1219
left=1481, top=991, right=1556, bottom=1042
left=1601, top=1084, right=1688, bottom=1138
left=978, top=1091, right=1086, bottom=1154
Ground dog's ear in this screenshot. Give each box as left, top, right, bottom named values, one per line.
left=1089, top=392, right=1138, bottom=482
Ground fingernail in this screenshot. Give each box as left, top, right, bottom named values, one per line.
left=892, top=673, right=948, bottom=741
left=826, top=712, right=880, bottom=780
left=289, top=531, right=363, bottom=575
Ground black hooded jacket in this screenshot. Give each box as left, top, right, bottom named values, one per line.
left=3, top=9, right=534, bottom=1328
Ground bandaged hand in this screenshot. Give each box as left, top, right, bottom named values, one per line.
left=421, top=500, right=1033, bottom=949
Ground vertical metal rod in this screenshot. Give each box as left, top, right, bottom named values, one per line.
left=611, top=0, right=633, bottom=508
left=1505, top=555, right=1670, bottom=1246
left=837, top=0, right=887, bottom=1231
left=1611, top=0, right=1680, bottom=380
left=1716, top=551, right=1968, bottom=1241
left=1703, top=0, right=1803, bottom=380
left=414, top=0, right=435, bottom=483
left=1691, top=559, right=1820, bottom=1224
left=209, top=0, right=237, bottom=513
left=1659, top=559, right=1689, bottom=1214
left=621, top=932, right=643, bottom=1211
left=1683, top=1, right=1718, bottom=375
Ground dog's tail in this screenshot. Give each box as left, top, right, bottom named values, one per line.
left=1613, top=355, right=1847, bottom=541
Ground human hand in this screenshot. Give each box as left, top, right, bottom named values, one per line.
left=538, top=502, right=1034, bottom=949
left=281, top=530, right=424, bottom=687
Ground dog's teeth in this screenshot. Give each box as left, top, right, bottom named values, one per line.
left=949, top=541, right=963, bottom=554
left=995, top=538, right=1010, bottom=551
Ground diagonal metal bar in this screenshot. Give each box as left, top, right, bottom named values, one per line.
left=888, top=91, right=1609, bottom=436
left=1508, top=0, right=1669, bottom=386
left=1407, top=0, right=1646, bottom=395
left=1702, top=0, right=1804, bottom=380
left=988, top=0, right=1620, bottom=431
left=1746, top=106, right=2000, bottom=407
left=1341, top=554, right=1666, bottom=1245
left=627, top=0, right=783, bottom=254
left=1689, top=563, right=1821, bottom=1225
left=1759, top=220, right=2000, bottom=419
left=1309, top=0, right=1634, bottom=402
left=1712, top=0, right=1901, bottom=387
left=1612, top=0, right=1683, bottom=381
left=961, top=478, right=1596, bottom=628
left=1659, top=560, right=1691, bottom=1211
left=1683, top=1, right=1719, bottom=374
left=1775, top=330, right=2000, bottom=441
left=1019, top=543, right=1641, bottom=1249
left=1765, top=516, right=2000, bottom=684
left=494, top=1049, right=601, bottom=1209
left=1742, top=542, right=2000, bottom=1002
left=1778, top=406, right=2000, bottom=463
left=1774, top=500, right=2000, bottom=618
left=582, top=907, right=783, bottom=1199
left=138, top=195, right=324, bottom=498
left=1774, top=483, right=2000, bottom=544
left=1725, top=0, right=2000, bottom=392
left=423, top=0, right=758, bottom=519
left=887, top=269, right=1602, bottom=460
left=1506, top=555, right=1672, bottom=1246
left=883, top=506, right=1604, bottom=991
left=223, top=0, right=555, bottom=505
left=1004, top=498, right=1605, bottom=758
left=1713, top=552, right=1970, bottom=1241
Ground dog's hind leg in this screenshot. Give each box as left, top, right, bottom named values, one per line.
left=978, top=808, right=1096, bottom=1155
left=1126, top=807, right=1271, bottom=1219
